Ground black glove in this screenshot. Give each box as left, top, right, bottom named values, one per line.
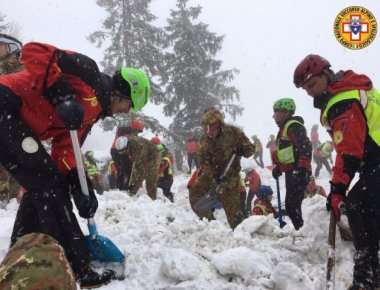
left=326, top=182, right=347, bottom=213
left=235, top=146, right=244, bottom=157
left=44, top=77, right=74, bottom=105
left=67, top=169, right=98, bottom=219
left=56, top=99, right=84, bottom=130
left=272, top=166, right=282, bottom=179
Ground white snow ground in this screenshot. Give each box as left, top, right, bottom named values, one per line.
left=0, top=167, right=355, bottom=290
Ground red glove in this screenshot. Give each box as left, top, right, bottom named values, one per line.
left=328, top=193, right=345, bottom=221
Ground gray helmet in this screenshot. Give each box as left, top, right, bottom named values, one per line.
left=0, top=33, right=22, bottom=59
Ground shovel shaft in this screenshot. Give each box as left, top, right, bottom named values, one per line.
left=326, top=212, right=336, bottom=290
left=69, top=130, right=98, bottom=237
left=276, top=178, right=286, bottom=228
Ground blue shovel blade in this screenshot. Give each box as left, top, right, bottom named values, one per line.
left=85, top=234, right=125, bottom=263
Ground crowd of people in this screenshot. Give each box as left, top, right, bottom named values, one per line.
left=0, top=32, right=379, bottom=290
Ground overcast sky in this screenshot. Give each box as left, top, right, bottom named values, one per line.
left=1, top=0, right=380, bottom=155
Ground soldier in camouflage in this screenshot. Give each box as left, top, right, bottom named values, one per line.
left=0, top=233, right=77, bottom=290
left=0, top=34, right=22, bottom=205
left=189, top=107, right=255, bottom=229
left=115, top=135, right=160, bottom=200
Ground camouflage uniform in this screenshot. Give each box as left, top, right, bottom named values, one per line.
left=122, top=136, right=160, bottom=200
left=0, top=233, right=77, bottom=290
left=0, top=44, right=23, bottom=204
left=189, top=108, right=255, bottom=229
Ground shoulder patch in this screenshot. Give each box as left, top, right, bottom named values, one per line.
left=333, top=130, right=343, bottom=145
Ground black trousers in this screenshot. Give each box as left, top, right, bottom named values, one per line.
left=157, top=174, right=174, bottom=202
left=187, top=153, right=199, bottom=172
left=111, top=150, right=132, bottom=190
left=314, top=155, right=332, bottom=177
left=285, top=170, right=309, bottom=230
left=246, top=189, right=257, bottom=215
left=346, top=163, right=380, bottom=288
left=0, top=87, right=89, bottom=277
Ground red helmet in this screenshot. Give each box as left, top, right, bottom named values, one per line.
left=151, top=136, right=160, bottom=145
left=293, top=54, right=331, bottom=88
left=130, top=119, right=144, bottom=131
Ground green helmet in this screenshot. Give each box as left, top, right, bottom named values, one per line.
left=113, top=67, right=150, bottom=112
left=273, top=98, right=296, bottom=113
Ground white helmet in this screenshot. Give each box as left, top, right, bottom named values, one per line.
left=115, top=136, right=129, bottom=151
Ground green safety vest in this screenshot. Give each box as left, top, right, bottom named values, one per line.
left=276, top=119, right=303, bottom=164
left=320, top=142, right=333, bottom=158
left=84, top=161, right=98, bottom=177
left=321, top=89, right=380, bottom=146
left=160, top=156, right=173, bottom=176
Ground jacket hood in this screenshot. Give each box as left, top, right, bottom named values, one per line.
left=328, top=70, right=372, bottom=95
left=96, top=73, right=112, bottom=118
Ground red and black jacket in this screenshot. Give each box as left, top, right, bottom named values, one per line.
left=321, top=70, right=378, bottom=194
left=0, top=42, right=112, bottom=174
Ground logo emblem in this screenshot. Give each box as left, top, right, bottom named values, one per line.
left=334, top=6, right=377, bottom=50
left=333, top=131, right=343, bottom=145
left=21, top=137, right=39, bottom=154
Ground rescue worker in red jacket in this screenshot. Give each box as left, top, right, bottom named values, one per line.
left=0, top=42, right=150, bottom=288
left=272, top=98, right=312, bottom=231
left=294, top=54, right=380, bottom=290
left=186, top=135, right=199, bottom=173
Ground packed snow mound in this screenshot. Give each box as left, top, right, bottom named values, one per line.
left=212, top=246, right=272, bottom=279
left=272, top=262, right=313, bottom=290
left=160, top=248, right=202, bottom=281
left=0, top=173, right=355, bottom=289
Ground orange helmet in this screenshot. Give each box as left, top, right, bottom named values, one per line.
left=293, top=54, right=331, bottom=88
left=151, top=135, right=161, bottom=145
left=130, top=119, right=144, bottom=131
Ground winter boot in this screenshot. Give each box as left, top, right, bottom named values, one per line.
left=373, top=267, right=380, bottom=290
left=79, top=267, right=115, bottom=289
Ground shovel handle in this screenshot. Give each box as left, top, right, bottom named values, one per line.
left=276, top=178, right=287, bottom=228
left=69, top=130, right=97, bottom=237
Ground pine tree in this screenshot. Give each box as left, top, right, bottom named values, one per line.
left=0, top=13, right=21, bottom=37
left=88, top=0, right=166, bottom=104
left=164, top=0, right=242, bottom=140
left=161, top=0, right=241, bottom=170
left=0, top=13, right=9, bottom=33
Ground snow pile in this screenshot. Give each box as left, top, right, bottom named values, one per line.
left=0, top=172, right=355, bottom=289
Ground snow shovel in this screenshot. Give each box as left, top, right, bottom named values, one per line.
left=70, top=130, right=125, bottom=264
left=194, top=153, right=237, bottom=215
left=326, top=211, right=336, bottom=290
left=275, top=178, right=287, bottom=228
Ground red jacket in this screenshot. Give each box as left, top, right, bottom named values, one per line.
left=245, top=169, right=261, bottom=192
left=0, top=42, right=105, bottom=174
left=310, top=129, right=319, bottom=146
left=186, top=141, right=199, bottom=154
left=323, top=70, right=372, bottom=191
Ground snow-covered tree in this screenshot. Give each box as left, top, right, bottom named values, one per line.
left=0, top=13, right=21, bottom=37
left=88, top=0, right=166, bottom=104
left=164, top=0, right=242, bottom=140
left=0, top=13, right=8, bottom=32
